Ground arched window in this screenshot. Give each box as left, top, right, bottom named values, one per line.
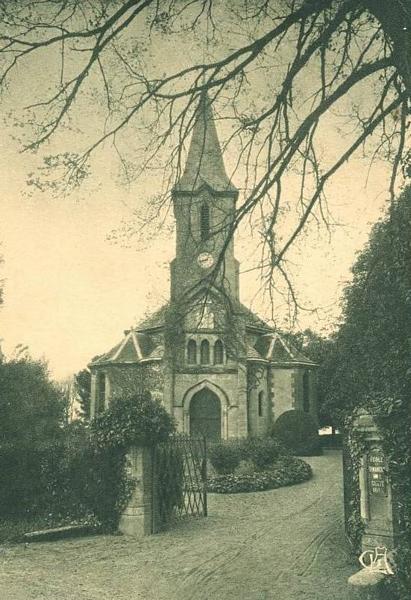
left=214, top=339, right=224, bottom=364
left=200, top=339, right=210, bottom=364
left=187, top=339, right=197, bottom=364
left=96, top=372, right=106, bottom=415
left=258, top=391, right=264, bottom=417
left=303, top=371, right=310, bottom=413
left=200, top=203, right=210, bottom=241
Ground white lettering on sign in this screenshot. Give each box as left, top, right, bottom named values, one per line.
left=369, top=466, right=384, bottom=473
left=368, top=451, right=387, bottom=495
left=369, top=455, right=384, bottom=464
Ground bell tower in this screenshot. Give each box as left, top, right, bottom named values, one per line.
left=170, top=94, right=239, bottom=302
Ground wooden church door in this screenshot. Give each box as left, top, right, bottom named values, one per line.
left=189, top=389, right=221, bottom=441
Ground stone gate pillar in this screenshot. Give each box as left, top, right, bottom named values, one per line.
left=352, top=411, right=397, bottom=553
left=119, top=446, right=153, bottom=537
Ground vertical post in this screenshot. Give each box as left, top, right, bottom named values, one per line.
left=119, top=446, right=153, bottom=537
left=202, top=435, right=208, bottom=517
left=151, top=445, right=160, bottom=534
left=359, top=454, right=370, bottom=521
left=351, top=412, right=396, bottom=553
left=90, top=372, right=97, bottom=419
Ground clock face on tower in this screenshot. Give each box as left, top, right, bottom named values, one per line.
left=197, top=252, right=214, bottom=269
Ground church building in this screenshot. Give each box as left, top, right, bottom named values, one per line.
left=89, top=95, right=317, bottom=441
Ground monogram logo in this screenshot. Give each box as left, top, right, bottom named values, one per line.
left=359, top=546, right=394, bottom=575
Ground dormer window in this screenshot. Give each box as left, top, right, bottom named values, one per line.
left=200, top=203, right=210, bottom=241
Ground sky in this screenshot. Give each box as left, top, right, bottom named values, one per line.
left=0, top=4, right=396, bottom=380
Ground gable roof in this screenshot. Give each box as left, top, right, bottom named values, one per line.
left=265, top=333, right=317, bottom=366
left=89, top=330, right=161, bottom=367
left=173, top=93, right=237, bottom=195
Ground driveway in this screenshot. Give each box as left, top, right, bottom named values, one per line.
left=0, top=450, right=359, bottom=599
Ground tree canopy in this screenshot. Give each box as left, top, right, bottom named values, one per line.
left=0, top=0, right=409, bottom=306
left=74, top=368, right=91, bottom=420
left=325, top=185, right=411, bottom=593
left=324, top=184, right=410, bottom=427
left=0, top=351, right=67, bottom=445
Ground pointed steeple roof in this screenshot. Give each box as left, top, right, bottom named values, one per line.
left=173, top=93, right=237, bottom=194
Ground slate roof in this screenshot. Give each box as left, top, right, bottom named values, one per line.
left=135, top=304, right=169, bottom=330
left=135, top=299, right=272, bottom=333
left=266, top=333, right=316, bottom=366
left=236, top=303, right=273, bottom=332
left=173, top=93, right=237, bottom=195
left=246, top=344, right=268, bottom=362
left=90, top=299, right=315, bottom=368
left=89, top=330, right=161, bottom=366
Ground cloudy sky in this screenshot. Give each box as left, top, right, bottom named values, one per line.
left=0, top=5, right=395, bottom=380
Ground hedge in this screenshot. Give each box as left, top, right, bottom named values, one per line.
left=209, top=436, right=287, bottom=475
left=208, top=456, right=312, bottom=493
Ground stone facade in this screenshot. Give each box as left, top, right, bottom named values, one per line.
left=89, top=94, right=317, bottom=441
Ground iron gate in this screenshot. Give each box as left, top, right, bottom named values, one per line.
left=152, top=435, right=207, bottom=533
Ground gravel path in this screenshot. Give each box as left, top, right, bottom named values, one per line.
left=0, top=450, right=359, bottom=599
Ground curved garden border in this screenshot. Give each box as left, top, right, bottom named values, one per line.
left=208, top=456, right=312, bottom=494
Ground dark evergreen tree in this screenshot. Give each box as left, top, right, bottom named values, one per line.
left=74, top=368, right=92, bottom=420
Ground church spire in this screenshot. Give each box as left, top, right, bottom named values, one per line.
left=173, top=92, right=237, bottom=194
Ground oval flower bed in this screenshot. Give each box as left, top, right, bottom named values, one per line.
left=208, top=456, right=312, bottom=494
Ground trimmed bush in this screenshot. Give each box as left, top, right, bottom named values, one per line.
left=240, top=436, right=286, bottom=471
left=208, top=456, right=312, bottom=493
left=209, top=440, right=241, bottom=474
left=209, top=436, right=287, bottom=474
left=271, top=410, right=322, bottom=456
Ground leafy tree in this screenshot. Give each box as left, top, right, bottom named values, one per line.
left=74, top=368, right=92, bottom=420
left=0, top=352, right=67, bottom=445
left=0, top=351, right=68, bottom=517
left=323, top=185, right=411, bottom=592
left=325, top=185, right=410, bottom=427
left=0, top=1, right=409, bottom=304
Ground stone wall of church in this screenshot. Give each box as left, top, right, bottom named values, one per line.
left=171, top=189, right=240, bottom=301
left=271, top=368, right=295, bottom=421
left=292, top=368, right=318, bottom=423
left=247, top=363, right=271, bottom=437
left=90, top=362, right=164, bottom=417
left=171, top=365, right=248, bottom=439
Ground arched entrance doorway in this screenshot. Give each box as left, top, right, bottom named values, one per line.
left=189, top=388, right=221, bottom=441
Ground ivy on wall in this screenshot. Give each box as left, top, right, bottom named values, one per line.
left=89, top=391, right=176, bottom=529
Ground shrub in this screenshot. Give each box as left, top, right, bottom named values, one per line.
left=209, top=440, right=241, bottom=474
left=208, top=456, right=312, bottom=493
left=240, top=436, right=286, bottom=471
left=0, top=392, right=177, bottom=532
left=87, top=392, right=177, bottom=529
left=91, top=391, right=175, bottom=449
left=271, top=410, right=322, bottom=456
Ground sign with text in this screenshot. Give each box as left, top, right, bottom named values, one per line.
left=368, top=449, right=387, bottom=496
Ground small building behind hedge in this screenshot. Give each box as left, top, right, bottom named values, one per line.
left=89, top=94, right=318, bottom=441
